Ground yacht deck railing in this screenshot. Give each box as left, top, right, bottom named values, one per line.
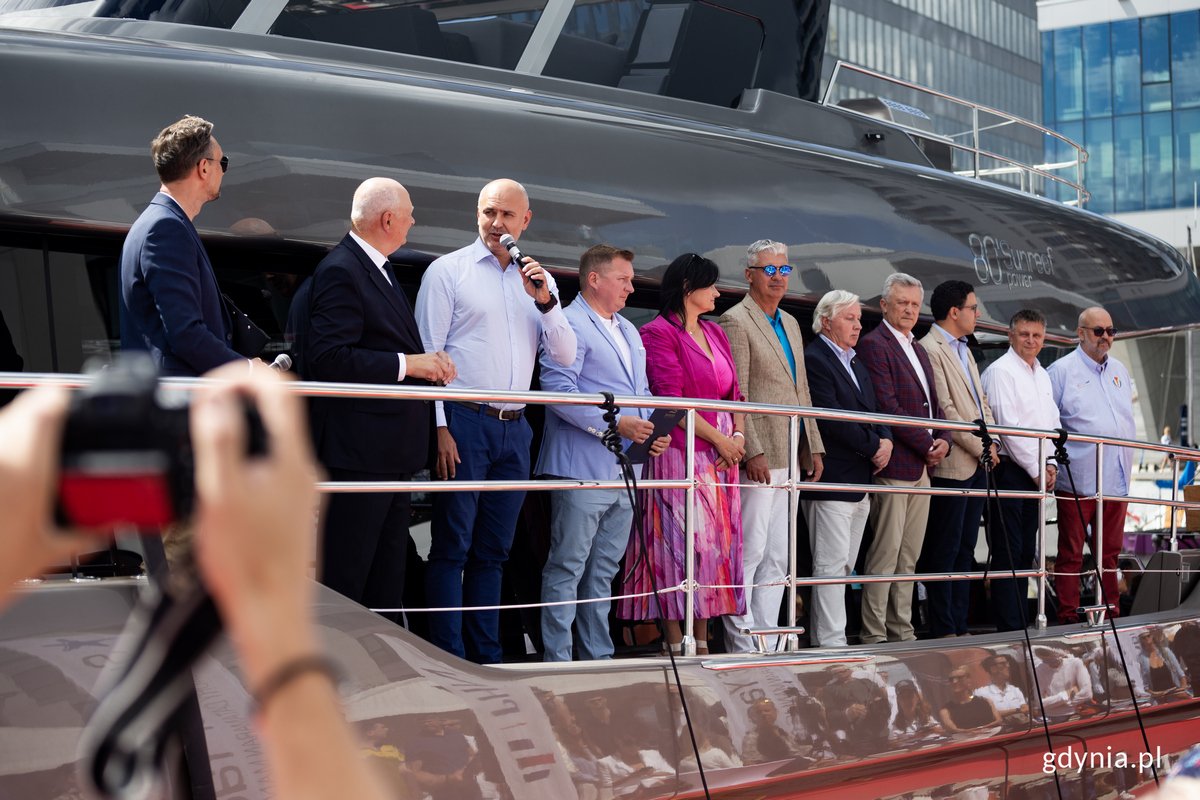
left=3, top=372, right=1195, bottom=657
left=822, top=61, right=1090, bottom=206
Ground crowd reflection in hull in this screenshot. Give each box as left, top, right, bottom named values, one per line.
left=3, top=581, right=1200, bottom=799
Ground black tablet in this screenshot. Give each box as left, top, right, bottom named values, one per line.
left=624, top=407, right=685, bottom=464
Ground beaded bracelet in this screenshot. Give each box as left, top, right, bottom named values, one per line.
left=249, top=655, right=342, bottom=717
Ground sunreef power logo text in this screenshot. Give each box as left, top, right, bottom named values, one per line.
left=968, top=234, right=1055, bottom=289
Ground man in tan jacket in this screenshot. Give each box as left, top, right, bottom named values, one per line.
left=917, top=279, right=997, bottom=638
left=718, top=240, right=824, bottom=652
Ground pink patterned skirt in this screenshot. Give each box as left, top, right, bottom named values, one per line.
left=617, top=412, right=744, bottom=620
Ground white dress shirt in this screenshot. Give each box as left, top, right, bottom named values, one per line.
left=601, top=313, right=633, bottom=372
left=1035, top=654, right=1093, bottom=709
left=348, top=230, right=406, bottom=381
left=415, top=238, right=576, bottom=426
left=980, top=348, right=1062, bottom=483
left=882, top=318, right=931, bottom=409
left=975, top=682, right=1027, bottom=713
left=819, top=333, right=860, bottom=390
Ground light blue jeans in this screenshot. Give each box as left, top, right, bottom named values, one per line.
left=541, top=488, right=634, bottom=661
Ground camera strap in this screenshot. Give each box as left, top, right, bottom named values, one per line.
left=80, top=580, right=223, bottom=800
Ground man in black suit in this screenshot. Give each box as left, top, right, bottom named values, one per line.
left=305, top=178, right=455, bottom=615
left=802, top=289, right=892, bottom=647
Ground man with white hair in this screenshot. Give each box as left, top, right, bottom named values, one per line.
left=717, top=240, right=825, bottom=652
left=802, top=290, right=892, bottom=646
left=416, top=178, right=576, bottom=663
left=305, top=177, right=456, bottom=617
left=855, top=273, right=952, bottom=643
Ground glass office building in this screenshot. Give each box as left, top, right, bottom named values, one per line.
left=1042, top=9, right=1200, bottom=214
left=825, top=0, right=1040, bottom=122
left=1039, top=0, right=1200, bottom=448
left=822, top=0, right=1042, bottom=184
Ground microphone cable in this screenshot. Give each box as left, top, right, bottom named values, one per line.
left=598, top=392, right=713, bottom=800
left=1051, top=429, right=1159, bottom=788
left=972, top=417, right=1063, bottom=800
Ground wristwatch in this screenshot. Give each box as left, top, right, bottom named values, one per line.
left=534, top=295, right=558, bottom=314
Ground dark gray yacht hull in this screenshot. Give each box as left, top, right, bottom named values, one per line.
left=0, top=19, right=1196, bottom=341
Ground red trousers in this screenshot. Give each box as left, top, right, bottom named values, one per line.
left=1054, top=492, right=1126, bottom=622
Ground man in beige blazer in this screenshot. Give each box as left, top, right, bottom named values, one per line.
left=917, top=280, right=997, bottom=638
left=718, top=240, right=824, bottom=652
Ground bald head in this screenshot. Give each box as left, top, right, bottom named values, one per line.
left=476, top=178, right=532, bottom=264
left=479, top=178, right=528, bottom=207
left=1077, top=306, right=1108, bottom=328
left=350, top=178, right=414, bottom=254
left=1076, top=305, right=1114, bottom=364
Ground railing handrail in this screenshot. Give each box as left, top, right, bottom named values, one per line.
left=8, top=370, right=1199, bottom=650
left=0, top=371, right=1188, bottom=459
left=821, top=62, right=1082, bottom=151
left=821, top=60, right=1090, bottom=204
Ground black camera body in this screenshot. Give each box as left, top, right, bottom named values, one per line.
left=57, top=355, right=264, bottom=531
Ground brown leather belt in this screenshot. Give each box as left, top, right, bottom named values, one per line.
left=452, top=401, right=524, bottom=421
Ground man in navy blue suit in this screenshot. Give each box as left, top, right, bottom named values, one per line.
left=120, top=115, right=243, bottom=376
left=802, top=290, right=892, bottom=647
left=305, top=178, right=455, bottom=616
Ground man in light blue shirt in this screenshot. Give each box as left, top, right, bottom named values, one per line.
left=535, top=244, right=669, bottom=661
left=415, top=178, right=577, bottom=663
left=1046, top=306, right=1135, bottom=624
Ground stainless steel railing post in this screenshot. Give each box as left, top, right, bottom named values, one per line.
left=972, top=106, right=980, bottom=179
left=786, top=414, right=800, bottom=652
left=1170, top=456, right=1180, bottom=553
left=1096, top=441, right=1105, bottom=609
left=683, top=408, right=697, bottom=657
left=1036, top=436, right=1048, bottom=630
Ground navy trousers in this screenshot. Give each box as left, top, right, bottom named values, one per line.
left=989, top=459, right=1039, bottom=632
left=426, top=403, right=531, bottom=664
left=920, top=467, right=986, bottom=636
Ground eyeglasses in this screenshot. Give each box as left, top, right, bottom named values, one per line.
left=959, top=303, right=979, bottom=313
left=1086, top=326, right=1117, bottom=337
left=748, top=264, right=793, bottom=277
left=202, top=155, right=229, bottom=174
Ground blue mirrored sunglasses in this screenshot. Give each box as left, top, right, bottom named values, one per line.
left=749, top=264, right=793, bottom=277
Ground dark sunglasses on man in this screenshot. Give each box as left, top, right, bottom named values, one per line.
left=748, top=264, right=793, bottom=277
left=1085, top=326, right=1116, bottom=337
left=202, top=155, right=230, bottom=174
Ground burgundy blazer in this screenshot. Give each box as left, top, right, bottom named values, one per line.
left=641, top=314, right=744, bottom=454
left=855, top=323, right=952, bottom=481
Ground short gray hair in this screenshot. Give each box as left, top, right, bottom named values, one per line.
left=744, top=239, right=788, bottom=268
left=812, top=289, right=860, bottom=334
left=883, top=272, right=923, bottom=302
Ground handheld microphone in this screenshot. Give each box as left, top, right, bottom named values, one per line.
left=499, top=234, right=542, bottom=289
left=269, top=353, right=292, bottom=372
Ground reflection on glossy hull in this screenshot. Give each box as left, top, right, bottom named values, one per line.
left=2, top=579, right=1197, bottom=799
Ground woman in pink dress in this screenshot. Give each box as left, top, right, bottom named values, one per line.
left=617, top=253, right=746, bottom=654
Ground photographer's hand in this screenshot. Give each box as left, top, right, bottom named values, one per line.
left=190, top=365, right=390, bottom=800
left=0, top=387, right=87, bottom=609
